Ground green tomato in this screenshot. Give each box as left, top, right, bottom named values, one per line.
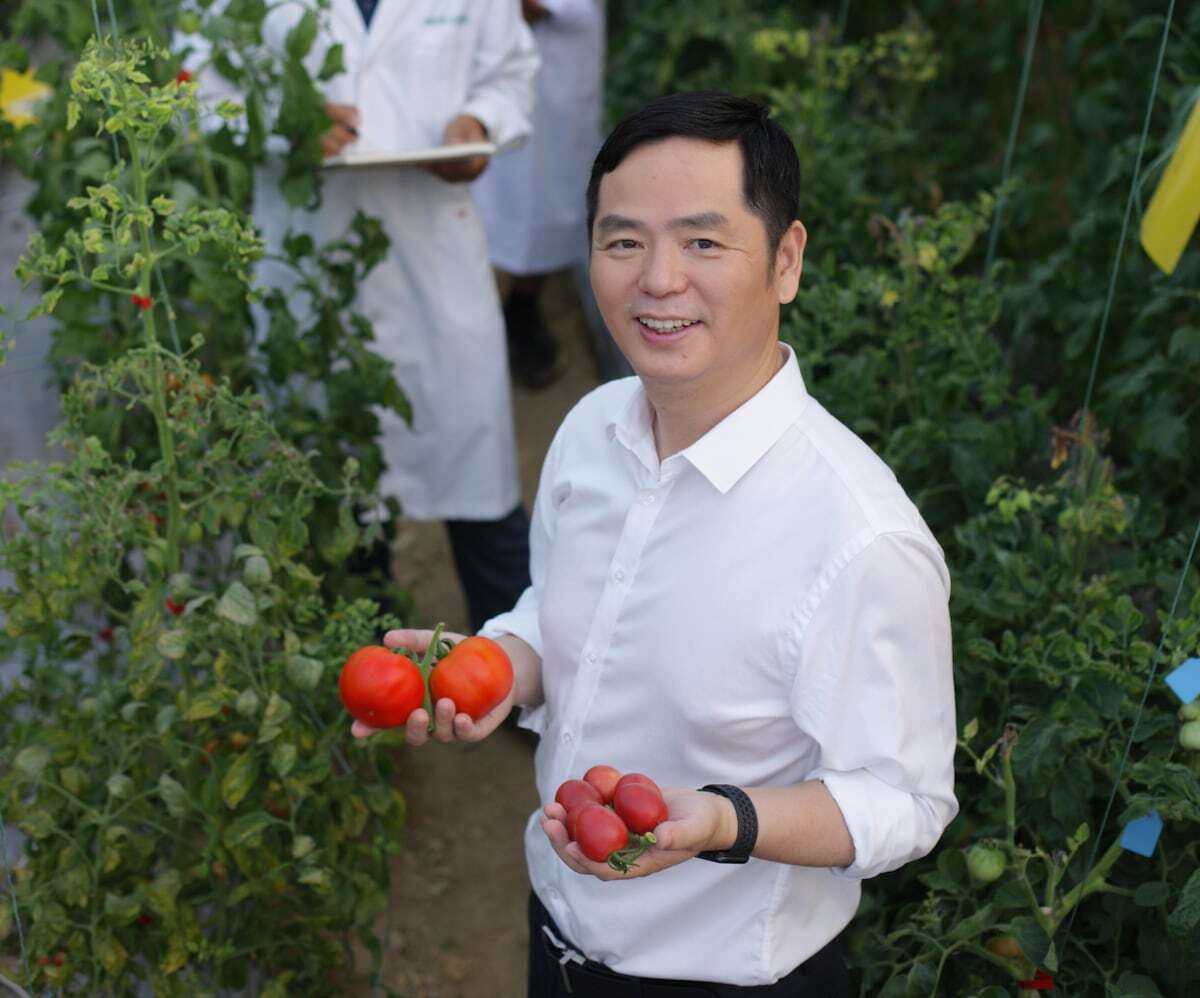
left=1179, top=701, right=1200, bottom=723
left=967, top=843, right=1007, bottom=884
left=185, top=521, right=204, bottom=545
left=1179, top=720, right=1200, bottom=752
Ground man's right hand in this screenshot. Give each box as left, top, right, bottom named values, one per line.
left=349, top=627, right=515, bottom=745
left=321, top=102, right=360, bottom=159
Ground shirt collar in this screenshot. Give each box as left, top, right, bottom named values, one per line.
left=607, top=344, right=810, bottom=493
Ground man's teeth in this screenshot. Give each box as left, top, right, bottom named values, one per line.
left=638, top=318, right=697, bottom=332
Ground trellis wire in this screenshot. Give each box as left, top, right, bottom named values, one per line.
left=982, top=0, right=1043, bottom=278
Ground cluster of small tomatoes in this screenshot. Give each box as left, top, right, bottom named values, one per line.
left=555, top=766, right=669, bottom=872
left=339, top=630, right=513, bottom=729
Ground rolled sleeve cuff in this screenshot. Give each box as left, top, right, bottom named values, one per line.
left=460, top=95, right=526, bottom=150
left=813, top=768, right=958, bottom=881
left=478, top=594, right=546, bottom=736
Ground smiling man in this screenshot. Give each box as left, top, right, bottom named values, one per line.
left=375, top=92, right=958, bottom=996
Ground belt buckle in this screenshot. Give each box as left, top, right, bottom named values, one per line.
left=541, top=924, right=587, bottom=995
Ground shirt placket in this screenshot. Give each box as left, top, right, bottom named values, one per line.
left=553, top=459, right=683, bottom=777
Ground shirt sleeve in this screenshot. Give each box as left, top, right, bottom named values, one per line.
left=536, top=0, right=605, bottom=32
left=791, top=531, right=959, bottom=880
left=477, top=422, right=566, bottom=733
left=459, top=3, right=539, bottom=148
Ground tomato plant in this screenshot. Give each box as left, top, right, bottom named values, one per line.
left=339, top=646, right=425, bottom=728
left=428, top=636, right=513, bottom=720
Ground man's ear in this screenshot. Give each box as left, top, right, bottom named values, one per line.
left=774, top=221, right=807, bottom=305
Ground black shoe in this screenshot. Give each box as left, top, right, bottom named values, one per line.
left=504, top=292, right=567, bottom=390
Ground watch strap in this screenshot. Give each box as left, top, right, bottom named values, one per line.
left=696, top=784, right=758, bottom=864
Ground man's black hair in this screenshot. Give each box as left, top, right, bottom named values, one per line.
left=585, top=91, right=801, bottom=262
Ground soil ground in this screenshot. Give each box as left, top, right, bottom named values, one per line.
left=355, top=272, right=602, bottom=998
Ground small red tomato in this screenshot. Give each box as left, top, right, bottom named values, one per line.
left=428, top=636, right=514, bottom=720
left=615, top=772, right=660, bottom=795
left=613, top=782, right=668, bottom=834
left=574, top=805, right=629, bottom=863
left=130, top=293, right=153, bottom=311
left=583, top=764, right=622, bottom=804
left=98, top=626, right=114, bottom=642
left=555, top=778, right=603, bottom=813
left=175, top=69, right=192, bottom=84
left=566, top=801, right=604, bottom=842
left=52, top=952, right=65, bottom=967
left=165, top=598, right=186, bottom=616
left=339, top=646, right=425, bottom=728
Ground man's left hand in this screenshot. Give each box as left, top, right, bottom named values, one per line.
left=540, top=787, right=732, bottom=881
left=428, top=114, right=490, bottom=182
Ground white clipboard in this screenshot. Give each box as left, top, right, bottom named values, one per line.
left=322, top=142, right=497, bottom=169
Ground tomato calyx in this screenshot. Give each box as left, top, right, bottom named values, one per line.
left=605, top=831, right=658, bottom=874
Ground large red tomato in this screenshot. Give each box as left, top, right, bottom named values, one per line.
left=555, top=778, right=603, bottom=813
left=613, top=782, right=668, bottom=835
left=574, top=805, right=629, bottom=863
left=429, top=636, right=514, bottom=720
left=338, top=646, right=425, bottom=728
left=583, top=764, right=622, bottom=804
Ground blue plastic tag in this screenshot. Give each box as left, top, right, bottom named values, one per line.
left=1165, top=657, right=1200, bottom=705
left=1120, top=810, right=1163, bottom=858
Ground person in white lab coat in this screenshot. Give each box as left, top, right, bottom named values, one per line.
left=194, top=1, right=540, bottom=629
left=473, top=0, right=606, bottom=390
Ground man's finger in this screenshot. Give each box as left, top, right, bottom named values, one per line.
left=350, top=720, right=378, bottom=739
left=404, top=708, right=431, bottom=746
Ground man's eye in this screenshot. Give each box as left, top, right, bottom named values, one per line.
left=691, top=238, right=717, bottom=250
left=609, top=239, right=638, bottom=250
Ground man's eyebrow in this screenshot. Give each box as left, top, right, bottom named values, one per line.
left=595, top=214, right=644, bottom=233
left=668, top=211, right=731, bottom=231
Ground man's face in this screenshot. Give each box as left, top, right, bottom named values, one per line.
left=589, top=137, right=804, bottom=398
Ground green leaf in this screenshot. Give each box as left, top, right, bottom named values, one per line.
left=14, top=745, right=50, bottom=778
left=216, top=580, right=258, bottom=626
left=1008, top=915, right=1050, bottom=967
left=106, top=773, right=134, bottom=799
left=104, top=891, right=142, bottom=924
left=947, top=903, right=994, bottom=942
left=155, top=704, right=177, bottom=735
left=1113, top=973, right=1164, bottom=997
left=236, top=688, right=261, bottom=717
left=318, top=43, right=345, bottom=81
left=286, top=10, right=319, bottom=59
left=271, top=741, right=297, bottom=777
left=1168, top=869, right=1200, bottom=936
left=95, top=932, right=128, bottom=975
left=258, top=692, right=293, bottom=744
left=182, top=691, right=224, bottom=721
left=158, top=774, right=189, bottom=818
left=221, top=751, right=260, bottom=810
left=292, top=835, right=315, bottom=859
left=287, top=654, right=324, bottom=690
left=223, top=810, right=274, bottom=850
left=157, top=627, right=188, bottom=660
left=1134, top=881, right=1171, bottom=907
left=145, top=869, right=182, bottom=919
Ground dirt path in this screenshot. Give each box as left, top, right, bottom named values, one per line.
left=363, top=273, right=602, bottom=998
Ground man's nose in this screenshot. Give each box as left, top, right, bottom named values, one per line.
left=637, top=245, right=687, bottom=298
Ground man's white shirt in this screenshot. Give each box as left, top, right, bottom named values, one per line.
left=483, top=343, right=958, bottom=986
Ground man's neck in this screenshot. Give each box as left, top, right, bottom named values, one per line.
left=648, top=344, right=785, bottom=461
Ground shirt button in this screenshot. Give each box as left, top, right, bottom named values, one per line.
left=585, top=650, right=597, bottom=664
left=613, top=569, right=626, bottom=582
left=640, top=491, right=656, bottom=504
left=562, top=731, right=573, bottom=745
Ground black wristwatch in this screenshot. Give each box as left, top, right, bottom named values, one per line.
left=696, top=784, right=758, bottom=864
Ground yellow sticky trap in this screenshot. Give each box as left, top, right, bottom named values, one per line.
left=1140, top=94, right=1200, bottom=275
left=0, top=68, right=52, bottom=128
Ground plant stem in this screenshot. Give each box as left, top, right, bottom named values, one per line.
left=417, top=622, right=445, bottom=732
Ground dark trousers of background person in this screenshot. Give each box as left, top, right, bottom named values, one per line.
left=527, top=891, right=850, bottom=998
left=446, top=504, right=532, bottom=633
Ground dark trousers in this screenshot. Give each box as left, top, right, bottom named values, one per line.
left=445, top=504, right=532, bottom=633
left=527, top=891, right=849, bottom=998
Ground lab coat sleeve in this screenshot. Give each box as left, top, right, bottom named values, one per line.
left=458, top=3, right=539, bottom=148
left=477, top=420, right=566, bottom=733
left=537, top=0, right=605, bottom=32
left=790, top=532, right=959, bottom=880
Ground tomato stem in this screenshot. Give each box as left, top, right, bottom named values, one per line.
left=417, top=622, right=445, bottom=733
left=607, top=832, right=657, bottom=874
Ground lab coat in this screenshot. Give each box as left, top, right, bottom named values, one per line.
left=473, top=0, right=605, bottom=275
left=230, top=1, right=538, bottom=520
